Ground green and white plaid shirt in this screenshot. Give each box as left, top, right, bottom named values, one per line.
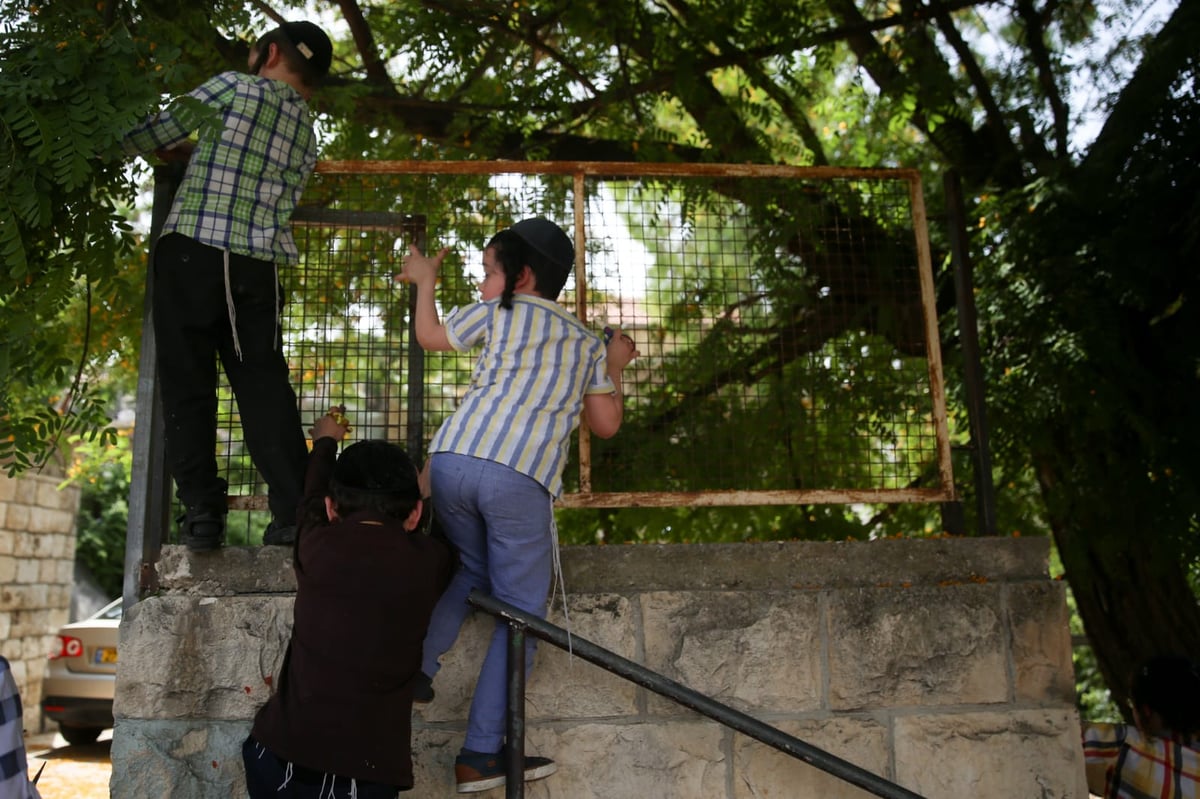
left=122, top=71, right=318, bottom=264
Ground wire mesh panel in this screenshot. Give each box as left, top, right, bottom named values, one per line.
left=210, top=161, right=951, bottom=539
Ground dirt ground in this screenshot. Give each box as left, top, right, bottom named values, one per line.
left=25, top=727, right=113, bottom=799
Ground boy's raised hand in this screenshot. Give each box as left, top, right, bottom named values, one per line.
left=604, top=326, right=640, bottom=371
left=397, top=244, right=450, bottom=289
left=311, top=405, right=351, bottom=442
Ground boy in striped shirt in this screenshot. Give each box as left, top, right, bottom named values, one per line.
left=399, top=218, right=638, bottom=793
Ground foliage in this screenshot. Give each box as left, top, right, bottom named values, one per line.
left=64, top=428, right=132, bottom=599
left=0, top=1, right=174, bottom=473
left=964, top=10, right=1200, bottom=705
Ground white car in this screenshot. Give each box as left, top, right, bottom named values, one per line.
left=41, top=598, right=121, bottom=745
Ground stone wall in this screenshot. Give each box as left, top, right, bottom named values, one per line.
left=0, top=471, right=80, bottom=719
left=111, top=536, right=1090, bottom=798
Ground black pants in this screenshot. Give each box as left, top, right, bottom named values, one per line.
left=242, top=736, right=402, bottom=798
left=152, top=233, right=307, bottom=525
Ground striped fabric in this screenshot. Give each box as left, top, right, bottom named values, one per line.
left=122, top=71, right=318, bottom=264
left=430, top=294, right=614, bottom=497
left=1083, top=722, right=1200, bottom=798
left=0, top=656, right=41, bottom=798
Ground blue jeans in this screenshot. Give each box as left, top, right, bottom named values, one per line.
left=420, top=453, right=554, bottom=753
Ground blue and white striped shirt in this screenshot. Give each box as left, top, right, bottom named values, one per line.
left=430, top=295, right=614, bottom=497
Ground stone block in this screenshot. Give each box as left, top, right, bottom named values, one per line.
left=24, top=678, right=42, bottom=712
left=733, top=715, right=891, bottom=799
left=5, top=504, right=30, bottom=533
left=411, top=610, right=494, bottom=723
left=0, top=556, right=15, bottom=584
left=12, top=479, right=37, bottom=505
left=540, top=721, right=725, bottom=799
left=642, top=591, right=822, bottom=715
left=0, top=476, right=15, bottom=502
left=15, top=558, right=39, bottom=584
left=5, top=655, right=25, bottom=686
left=35, top=481, right=67, bottom=510
left=828, top=584, right=1007, bottom=709
left=21, top=635, right=49, bottom=661
left=55, top=559, right=74, bottom=585
left=12, top=531, right=35, bottom=558
left=28, top=507, right=74, bottom=535
left=52, top=532, right=74, bottom=560
left=410, top=721, right=725, bottom=799
left=532, top=593, right=641, bottom=718
left=409, top=728, right=463, bottom=796
left=0, top=506, right=8, bottom=535
left=115, top=595, right=293, bottom=721
left=894, top=708, right=1089, bottom=798
left=110, top=719, right=251, bottom=799
left=9, top=608, right=50, bottom=639
left=559, top=537, right=1050, bottom=593
left=1008, top=582, right=1076, bottom=704
left=0, top=585, right=48, bottom=613
left=155, top=546, right=298, bottom=595
left=39, top=559, right=60, bottom=583
left=416, top=594, right=637, bottom=724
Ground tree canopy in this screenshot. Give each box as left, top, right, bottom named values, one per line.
left=1, top=0, right=1196, bottom=713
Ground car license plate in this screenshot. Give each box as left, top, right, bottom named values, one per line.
left=94, top=647, right=118, bottom=664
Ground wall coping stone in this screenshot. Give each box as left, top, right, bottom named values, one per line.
left=153, top=535, right=1049, bottom=596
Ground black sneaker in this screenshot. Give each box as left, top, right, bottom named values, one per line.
left=454, top=749, right=557, bottom=794
left=413, top=671, right=435, bottom=704
left=180, top=510, right=224, bottom=552
left=262, top=522, right=296, bottom=546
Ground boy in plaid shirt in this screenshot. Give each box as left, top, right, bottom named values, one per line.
left=1083, top=655, right=1200, bottom=798
left=122, top=22, right=332, bottom=551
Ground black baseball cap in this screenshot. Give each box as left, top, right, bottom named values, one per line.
left=511, top=218, right=575, bottom=272
left=280, top=21, right=333, bottom=77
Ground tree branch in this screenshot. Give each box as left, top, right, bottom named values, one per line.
left=1015, top=0, right=1071, bottom=158
left=337, top=0, right=394, bottom=87
left=1081, top=0, right=1200, bottom=177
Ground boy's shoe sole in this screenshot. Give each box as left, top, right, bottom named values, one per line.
left=455, top=754, right=557, bottom=793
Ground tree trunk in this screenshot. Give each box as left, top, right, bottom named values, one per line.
left=1037, top=448, right=1200, bottom=717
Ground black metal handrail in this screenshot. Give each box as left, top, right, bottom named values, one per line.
left=468, top=590, right=926, bottom=799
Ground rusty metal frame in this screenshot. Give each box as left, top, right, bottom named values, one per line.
left=304, top=160, right=955, bottom=509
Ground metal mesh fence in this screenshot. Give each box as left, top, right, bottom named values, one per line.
left=207, top=162, right=951, bottom=542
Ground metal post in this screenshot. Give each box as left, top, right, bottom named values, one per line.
left=122, top=164, right=181, bottom=610
left=406, top=221, right=427, bottom=459
left=943, top=171, right=997, bottom=536
left=505, top=624, right=527, bottom=799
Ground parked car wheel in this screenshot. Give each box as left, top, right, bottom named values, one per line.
left=58, top=723, right=104, bottom=746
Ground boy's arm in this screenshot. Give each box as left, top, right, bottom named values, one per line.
left=121, top=73, right=234, bottom=157
left=398, top=244, right=453, bottom=351
left=298, top=408, right=352, bottom=524
left=584, top=327, right=639, bottom=439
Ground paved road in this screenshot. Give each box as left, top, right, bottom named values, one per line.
left=26, top=728, right=112, bottom=799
